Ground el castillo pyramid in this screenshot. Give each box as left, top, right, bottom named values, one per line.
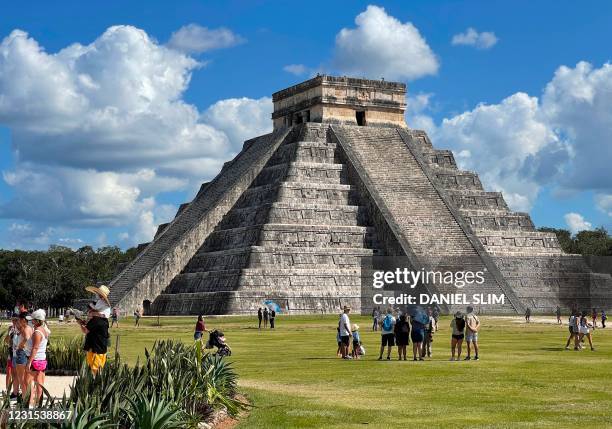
left=107, top=75, right=612, bottom=315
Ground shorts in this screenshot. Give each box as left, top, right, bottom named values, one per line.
left=452, top=334, right=465, bottom=340
left=568, top=326, right=574, bottom=334
left=13, top=349, right=27, bottom=365
left=31, top=359, right=47, bottom=372
left=381, top=333, right=395, bottom=347
left=340, top=335, right=350, bottom=346
left=86, top=351, right=107, bottom=374
left=466, top=332, right=478, bottom=342
left=194, top=331, right=203, bottom=340
left=411, top=329, right=425, bottom=343
left=353, top=341, right=360, bottom=348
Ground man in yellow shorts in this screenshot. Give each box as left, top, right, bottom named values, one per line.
left=79, top=305, right=110, bottom=374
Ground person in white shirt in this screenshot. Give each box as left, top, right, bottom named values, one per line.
left=338, top=306, right=352, bottom=359
left=465, top=306, right=480, bottom=361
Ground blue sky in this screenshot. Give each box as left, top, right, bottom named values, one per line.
left=1, top=0, right=611, bottom=249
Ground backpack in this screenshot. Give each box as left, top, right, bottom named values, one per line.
left=382, top=315, right=393, bottom=331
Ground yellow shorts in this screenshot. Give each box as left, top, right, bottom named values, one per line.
left=86, top=351, right=107, bottom=374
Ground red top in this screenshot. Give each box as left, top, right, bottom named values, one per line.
left=195, top=320, right=205, bottom=332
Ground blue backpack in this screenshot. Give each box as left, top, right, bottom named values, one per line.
left=382, top=315, right=393, bottom=331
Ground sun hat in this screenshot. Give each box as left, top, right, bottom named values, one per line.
left=85, top=285, right=110, bottom=304
left=343, top=305, right=351, bottom=311
left=351, top=324, right=360, bottom=331
left=454, top=311, right=463, bottom=318
left=26, top=309, right=46, bottom=322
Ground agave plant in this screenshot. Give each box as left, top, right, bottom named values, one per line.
left=126, top=394, right=187, bottom=429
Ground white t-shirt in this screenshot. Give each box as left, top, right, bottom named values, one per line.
left=339, top=313, right=351, bottom=336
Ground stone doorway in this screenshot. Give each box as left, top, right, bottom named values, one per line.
left=356, top=111, right=366, bottom=126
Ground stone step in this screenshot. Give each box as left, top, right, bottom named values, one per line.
left=202, top=223, right=378, bottom=252
left=184, top=245, right=380, bottom=272
left=253, top=162, right=348, bottom=187
left=479, top=231, right=563, bottom=255
left=421, top=149, right=458, bottom=169
left=235, top=182, right=356, bottom=208
left=466, top=212, right=535, bottom=231
left=267, top=141, right=339, bottom=166
left=447, top=189, right=509, bottom=211
left=218, top=202, right=367, bottom=229
left=433, top=169, right=483, bottom=191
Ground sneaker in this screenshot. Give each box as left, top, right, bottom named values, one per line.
left=564, top=346, right=570, bottom=350
left=386, top=356, right=391, bottom=360
left=474, top=356, right=479, bottom=361
left=591, top=347, right=596, bottom=351
left=342, top=356, right=352, bottom=360
left=413, top=357, right=418, bottom=361
left=378, top=356, right=382, bottom=361
left=419, top=357, right=424, bottom=361
left=464, top=356, right=471, bottom=361
left=449, top=357, right=455, bottom=361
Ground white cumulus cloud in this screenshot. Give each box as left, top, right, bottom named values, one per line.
left=451, top=28, right=498, bottom=50
left=283, top=64, right=308, bottom=76
left=167, top=24, right=245, bottom=54
left=564, top=212, right=593, bottom=234
left=0, top=26, right=270, bottom=247
left=333, top=5, right=438, bottom=80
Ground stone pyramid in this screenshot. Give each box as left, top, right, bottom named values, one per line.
left=107, top=76, right=612, bottom=315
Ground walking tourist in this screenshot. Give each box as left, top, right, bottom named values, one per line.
left=25, top=309, right=50, bottom=406
left=4, top=313, right=19, bottom=399
left=394, top=313, right=410, bottom=360
left=565, top=311, right=580, bottom=350
left=110, top=307, right=119, bottom=328
left=372, top=306, right=380, bottom=331
left=525, top=307, right=531, bottom=323
left=133, top=308, right=141, bottom=327
left=465, top=306, right=480, bottom=361
left=432, top=305, right=441, bottom=331
left=591, top=308, right=598, bottom=328
left=338, top=306, right=352, bottom=359
left=601, top=310, right=607, bottom=328
left=556, top=306, right=562, bottom=324
left=450, top=311, right=465, bottom=361
left=79, top=307, right=110, bottom=374
left=351, top=324, right=361, bottom=359
left=257, top=308, right=263, bottom=329
left=336, top=327, right=341, bottom=357
left=263, top=307, right=269, bottom=328
left=578, top=312, right=595, bottom=351
left=410, top=312, right=426, bottom=361
left=378, top=308, right=395, bottom=361
left=194, top=315, right=207, bottom=340
left=15, top=312, right=33, bottom=400
left=270, top=310, right=276, bottom=329
left=422, top=308, right=437, bottom=358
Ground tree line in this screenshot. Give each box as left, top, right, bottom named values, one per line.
left=0, top=245, right=138, bottom=310
left=538, top=227, right=612, bottom=256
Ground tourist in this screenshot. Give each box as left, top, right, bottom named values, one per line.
left=79, top=307, right=110, bottom=374
left=372, top=307, right=380, bottom=331
left=450, top=311, right=465, bottom=361
left=565, top=311, right=579, bottom=350
left=263, top=307, right=269, bottom=328
left=394, top=313, right=410, bottom=361
left=601, top=310, right=607, bottom=328
left=591, top=308, right=598, bottom=328
left=257, top=308, right=263, bottom=329
left=15, top=312, right=33, bottom=400
left=4, top=313, right=19, bottom=399
left=133, top=308, right=141, bottom=327
left=465, top=306, right=480, bottom=361
left=110, top=307, right=119, bottom=328
left=351, top=324, right=361, bottom=359
left=556, top=306, right=562, bottom=324
left=194, top=315, right=207, bottom=340
left=410, top=312, right=426, bottom=361
left=432, top=305, right=441, bottom=331
left=525, top=307, right=531, bottom=323
left=578, top=311, right=595, bottom=351
left=85, top=285, right=111, bottom=319
left=422, top=308, right=437, bottom=358
left=25, top=309, right=50, bottom=406
left=378, top=308, right=395, bottom=361
left=338, top=306, right=352, bottom=359
left=336, top=327, right=342, bottom=357
left=270, top=310, right=276, bottom=329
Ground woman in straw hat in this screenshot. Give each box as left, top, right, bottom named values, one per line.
left=85, top=285, right=111, bottom=319
left=25, top=309, right=51, bottom=406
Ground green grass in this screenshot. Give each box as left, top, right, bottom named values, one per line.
left=37, top=314, right=612, bottom=428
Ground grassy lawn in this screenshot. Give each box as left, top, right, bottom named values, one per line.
left=44, top=314, right=612, bottom=428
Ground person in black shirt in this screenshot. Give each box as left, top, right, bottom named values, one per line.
left=79, top=308, right=109, bottom=374
left=257, top=308, right=263, bottom=329
left=270, top=310, right=276, bottom=329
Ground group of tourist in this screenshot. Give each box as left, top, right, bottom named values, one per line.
left=257, top=307, right=276, bottom=329
left=338, top=305, right=481, bottom=361
left=564, top=310, right=599, bottom=351
left=4, top=302, right=51, bottom=406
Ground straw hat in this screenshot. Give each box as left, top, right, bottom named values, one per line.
left=351, top=324, right=360, bottom=331
left=26, top=309, right=46, bottom=322
left=85, top=284, right=110, bottom=304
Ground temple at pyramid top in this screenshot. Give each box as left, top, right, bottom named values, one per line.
left=272, top=75, right=407, bottom=130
